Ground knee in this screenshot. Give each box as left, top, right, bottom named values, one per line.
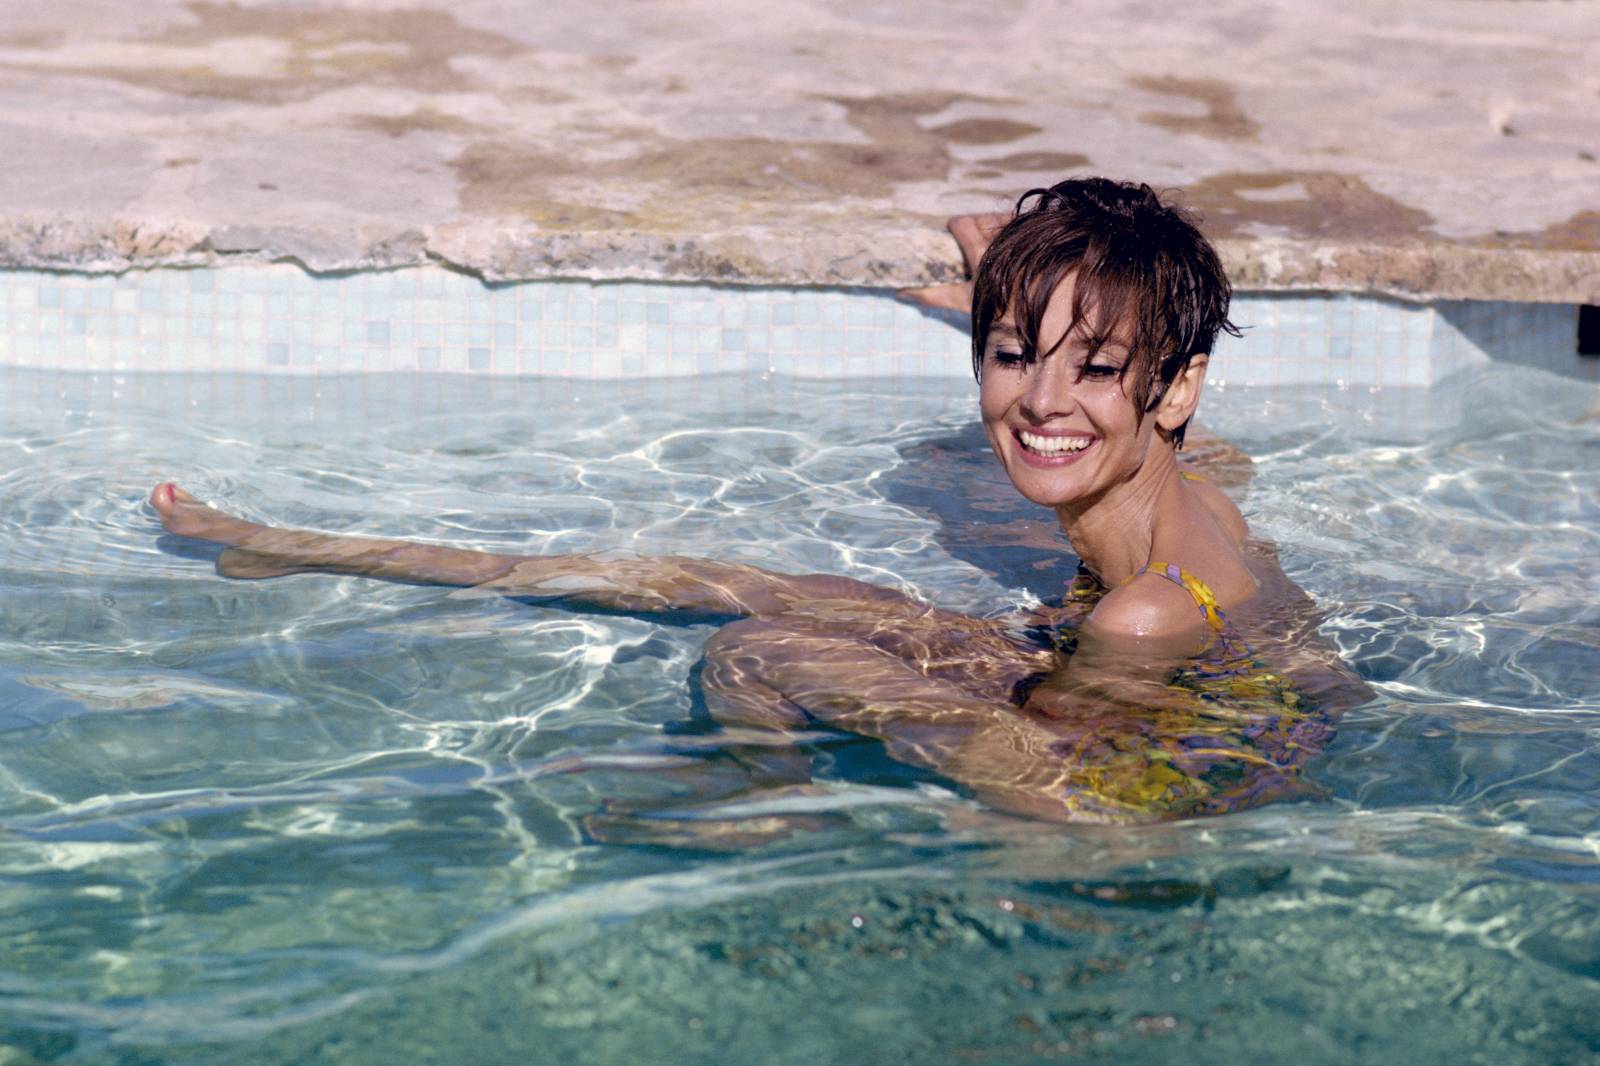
left=703, top=617, right=794, bottom=666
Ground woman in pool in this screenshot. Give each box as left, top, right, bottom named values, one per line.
left=150, top=177, right=1365, bottom=823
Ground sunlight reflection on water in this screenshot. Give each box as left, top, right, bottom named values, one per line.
left=0, top=365, right=1596, bottom=1062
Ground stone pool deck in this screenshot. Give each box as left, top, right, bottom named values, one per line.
left=0, top=0, right=1596, bottom=302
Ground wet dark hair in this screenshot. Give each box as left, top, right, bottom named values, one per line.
left=970, top=177, right=1239, bottom=448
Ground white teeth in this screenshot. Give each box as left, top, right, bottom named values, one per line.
left=1019, top=431, right=1090, bottom=454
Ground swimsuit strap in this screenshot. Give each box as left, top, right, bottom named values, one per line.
left=1134, top=560, right=1228, bottom=634
left=1178, top=470, right=1206, bottom=482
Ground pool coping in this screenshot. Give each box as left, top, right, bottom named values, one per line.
left=3, top=220, right=1599, bottom=308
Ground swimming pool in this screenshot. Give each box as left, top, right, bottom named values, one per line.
left=0, top=360, right=1596, bottom=1062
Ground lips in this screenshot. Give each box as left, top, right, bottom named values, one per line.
left=1013, top=427, right=1095, bottom=466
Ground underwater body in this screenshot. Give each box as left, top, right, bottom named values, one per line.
left=0, top=364, right=1597, bottom=1062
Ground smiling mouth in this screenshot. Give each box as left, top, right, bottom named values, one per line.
left=1016, top=429, right=1094, bottom=458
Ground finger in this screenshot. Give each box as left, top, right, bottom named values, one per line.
left=895, top=282, right=973, bottom=313
left=947, top=212, right=1010, bottom=273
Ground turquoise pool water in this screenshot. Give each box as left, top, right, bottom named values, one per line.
left=0, top=364, right=1596, bottom=1063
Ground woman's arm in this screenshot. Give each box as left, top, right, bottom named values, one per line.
left=896, top=213, right=1010, bottom=312
left=149, top=482, right=926, bottom=621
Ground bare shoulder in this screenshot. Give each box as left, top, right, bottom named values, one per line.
left=1085, top=575, right=1208, bottom=649
left=1179, top=475, right=1248, bottom=546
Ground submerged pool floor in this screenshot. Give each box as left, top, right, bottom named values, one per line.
left=0, top=367, right=1596, bottom=1062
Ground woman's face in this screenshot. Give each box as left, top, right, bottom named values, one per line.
left=979, top=273, right=1156, bottom=511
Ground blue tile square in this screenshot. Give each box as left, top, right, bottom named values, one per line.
left=468, top=347, right=491, bottom=371
left=367, top=321, right=390, bottom=344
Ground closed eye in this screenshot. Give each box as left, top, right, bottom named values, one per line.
left=989, top=347, right=1033, bottom=368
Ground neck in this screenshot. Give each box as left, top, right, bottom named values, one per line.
left=1055, top=441, right=1181, bottom=585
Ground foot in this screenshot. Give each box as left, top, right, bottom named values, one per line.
left=148, top=482, right=264, bottom=546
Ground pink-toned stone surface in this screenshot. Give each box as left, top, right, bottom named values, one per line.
left=0, top=0, right=1595, bottom=300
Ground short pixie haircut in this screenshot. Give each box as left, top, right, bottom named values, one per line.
left=970, top=177, right=1239, bottom=448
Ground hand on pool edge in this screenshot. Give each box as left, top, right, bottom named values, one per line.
left=896, top=212, right=1010, bottom=313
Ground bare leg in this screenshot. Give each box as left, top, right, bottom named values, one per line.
left=1178, top=427, right=1254, bottom=490
left=150, top=482, right=941, bottom=622
left=151, top=483, right=523, bottom=584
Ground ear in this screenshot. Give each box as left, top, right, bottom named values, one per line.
left=1154, top=353, right=1208, bottom=434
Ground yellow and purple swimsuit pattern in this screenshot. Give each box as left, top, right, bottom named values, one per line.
left=1042, top=562, right=1334, bottom=820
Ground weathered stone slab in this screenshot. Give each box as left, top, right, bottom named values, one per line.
left=0, top=0, right=1595, bottom=301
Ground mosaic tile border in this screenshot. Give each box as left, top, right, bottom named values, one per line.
left=0, top=267, right=1584, bottom=386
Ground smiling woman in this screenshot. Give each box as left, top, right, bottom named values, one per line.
left=973, top=179, right=1255, bottom=643
left=149, top=177, right=1367, bottom=824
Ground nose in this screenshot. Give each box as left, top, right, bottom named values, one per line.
left=1019, top=356, right=1078, bottom=422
